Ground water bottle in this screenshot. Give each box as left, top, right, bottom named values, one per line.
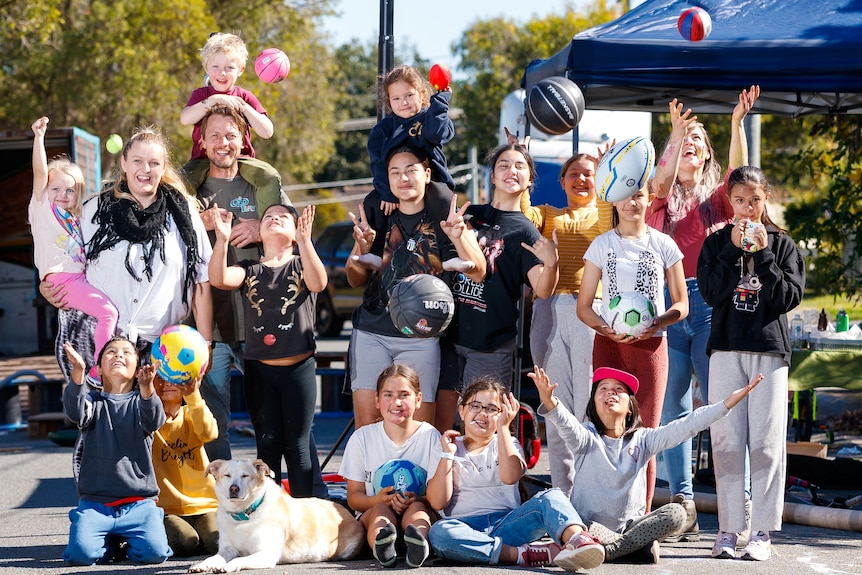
left=790, top=314, right=804, bottom=349
left=837, top=308, right=849, bottom=332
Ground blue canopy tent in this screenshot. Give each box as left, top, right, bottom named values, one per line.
left=525, top=0, right=862, bottom=116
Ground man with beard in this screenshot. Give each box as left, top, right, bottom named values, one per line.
left=184, top=105, right=285, bottom=462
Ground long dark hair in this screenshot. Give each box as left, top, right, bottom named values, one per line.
left=485, top=143, right=537, bottom=193
left=726, top=165, right=783, bottom=233
left=585, top=380, right=644, bottom=440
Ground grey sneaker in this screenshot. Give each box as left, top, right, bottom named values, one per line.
left=711, top=531, right=737, bottom=559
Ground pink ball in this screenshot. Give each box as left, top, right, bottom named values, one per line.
left=678, top=7, right=712, bottom=42
left=255, top=48, right=290, bottom=83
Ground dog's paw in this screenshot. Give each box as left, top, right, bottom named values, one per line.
left=188, top=555, right=227, bottom=573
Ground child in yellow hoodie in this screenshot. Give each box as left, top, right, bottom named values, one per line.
left=152, top=374, right=219, bottom=556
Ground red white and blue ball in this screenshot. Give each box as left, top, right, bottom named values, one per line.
left=151, top=325, right=209, bottom=384
left=595, top=136, right=656, bottom=203
left=372, top=459, right=428, bottom=496
left=678, top=7, right=712, bottom=42
left=608, top=292, right=656, bottom=338
left=388, top=274, right=454, bottom=338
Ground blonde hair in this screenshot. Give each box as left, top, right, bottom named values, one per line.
left=199, top=33, right=248, bottom=70
left=109, top=126, right=191, bottom=201
left=46, top=156, right=86, bottom=215
left=380, top=65, right=431, bottom=114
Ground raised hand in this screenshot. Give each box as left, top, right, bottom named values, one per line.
left=296, top=205, right=316, bottom=243
left=733, top=85, right=761, bottom=124
left=528, top=365, right=559, bottom=411
left=669, top=98, right=698, bottom=137
left=348, top=204, right=376, bottom=254
left=497, top=392, right=520, bottom=434
left=441, top=195, right=469, bottom=240
left=521, top=229, right=558, bottom=266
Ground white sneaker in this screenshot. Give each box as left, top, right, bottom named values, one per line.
left=741, top=531, right=772, bottom=561
left=711, top=531, right=737, bottom=559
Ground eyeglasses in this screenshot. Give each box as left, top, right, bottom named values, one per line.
left=466, top=401, right=501, bottom=416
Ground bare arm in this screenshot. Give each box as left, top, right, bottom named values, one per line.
left=723, top=373, right=763, bottom=409
left=728, top=85, right=760, bottom=170
left=191, top=281, right=213, bottom=342
left=496, top=393, right=527, bottom=484
left=651, top=100, right=697, bottom=199
left=31, top=117, right=50, bottom=202
left=345, top=205, right=375, bottom=288
left=295, top=206, right=327, bottom=293
left=207, top=205, right=247, bottom=290
left=441, top=197, right=486, bottom=283
left=425, top=430, right=459, bottom=511
left=523, top=230, right=559, bottom=299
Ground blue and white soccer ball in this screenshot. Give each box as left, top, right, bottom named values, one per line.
left=608, top=291, right=656, bottom=338
left=372, top=459, right=428, bottom=496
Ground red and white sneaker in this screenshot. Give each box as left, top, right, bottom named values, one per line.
left=519, top=541, right=562, bottom=567
left=554, top=531, right=606, bottom=571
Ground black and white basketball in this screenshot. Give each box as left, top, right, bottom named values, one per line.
left=388, top=274, right=454, bottom=338
left=525, top=76, right=586, bottom=136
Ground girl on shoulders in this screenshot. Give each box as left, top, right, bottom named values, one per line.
left=340, top=364, right=442, bottom=569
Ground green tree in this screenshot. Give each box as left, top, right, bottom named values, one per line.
left=454, top=1, right=618, bottom=154
left=784, top=115, right=862, bottom=298
left=0, top=0, right=335, bottom=185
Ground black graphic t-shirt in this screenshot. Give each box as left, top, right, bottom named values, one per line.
left=238, top=257, right=316, bottom=360
left=354, top=209, right=446, bottom=337
left=446, top=205, right=541, bottom=351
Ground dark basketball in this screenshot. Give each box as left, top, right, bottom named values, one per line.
left=388, top=274, right=454, bottom=338
left=525, top=76, right=586, bottom=136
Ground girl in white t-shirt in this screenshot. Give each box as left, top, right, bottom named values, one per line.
left=339, top=364, right=441, bottom=568
left=425, top=379, right=605, bottom=571
left=30, top=116, right=118, bottom=383
left=577, top=183, right=688, bottom=510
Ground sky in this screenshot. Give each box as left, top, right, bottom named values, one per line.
left=322, top=0, right=586, bottom=73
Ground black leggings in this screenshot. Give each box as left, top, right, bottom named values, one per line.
left=243, top=356, right=317, bottom=497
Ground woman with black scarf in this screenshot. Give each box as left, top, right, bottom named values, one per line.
left=43, top=126, right=213, bottom=378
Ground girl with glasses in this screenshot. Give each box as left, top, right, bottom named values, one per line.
left=426, top=378, right=605, bottom=571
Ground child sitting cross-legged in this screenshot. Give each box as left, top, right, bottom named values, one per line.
left=425, top=378, right=605, bottom=571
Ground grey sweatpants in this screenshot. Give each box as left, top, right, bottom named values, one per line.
left=708, top=350, right=788, bottom=534
left=530, top=295, right=598, bottom=497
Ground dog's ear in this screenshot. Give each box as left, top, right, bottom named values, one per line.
left=252, top=459, right=275, bottom=479
left=206, top=459, right=225, bottom=478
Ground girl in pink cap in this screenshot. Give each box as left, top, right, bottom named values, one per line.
left=532, top=364, right=761, bottom=564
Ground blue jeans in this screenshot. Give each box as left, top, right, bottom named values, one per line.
left=428, top=488, right=582, bottom=564
left=660, top=281, right=712, bottom=498
left=63, top=499, right=172, bottom=565
left=201, top=342, right=243, bottom=462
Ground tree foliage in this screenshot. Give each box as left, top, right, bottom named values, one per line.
left=784, top=115, right=862, bottom=298
left=453, top=1, right=619, bottom=154
left=0, top=0, right=335, bottom=185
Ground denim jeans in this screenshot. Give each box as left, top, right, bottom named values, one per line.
left=201, top=341, right=243, bottom=462
left=63, top=499, right=172, bottom=565
left=659, top=281, right=712, bottom=498
left=428, top=488, right=583, bottom=564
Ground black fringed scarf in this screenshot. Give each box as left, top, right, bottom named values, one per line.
left=86, top=182, right=202, bottom=304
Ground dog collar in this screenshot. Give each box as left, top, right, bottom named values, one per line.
left=228, top=493, right=265, bottom=521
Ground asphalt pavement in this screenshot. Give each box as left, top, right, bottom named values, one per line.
left=1, top=330, right=861, bottom=574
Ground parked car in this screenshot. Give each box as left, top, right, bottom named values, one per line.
left=314, top=221, right=364, bottom=336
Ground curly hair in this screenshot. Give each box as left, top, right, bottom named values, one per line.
left=380, top=65, right=431, bottom=114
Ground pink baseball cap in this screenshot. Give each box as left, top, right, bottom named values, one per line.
left=593, top=367, right=639, bottom=395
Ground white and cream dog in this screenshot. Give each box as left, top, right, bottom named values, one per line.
left=189, top=459, right=363, bottom=573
